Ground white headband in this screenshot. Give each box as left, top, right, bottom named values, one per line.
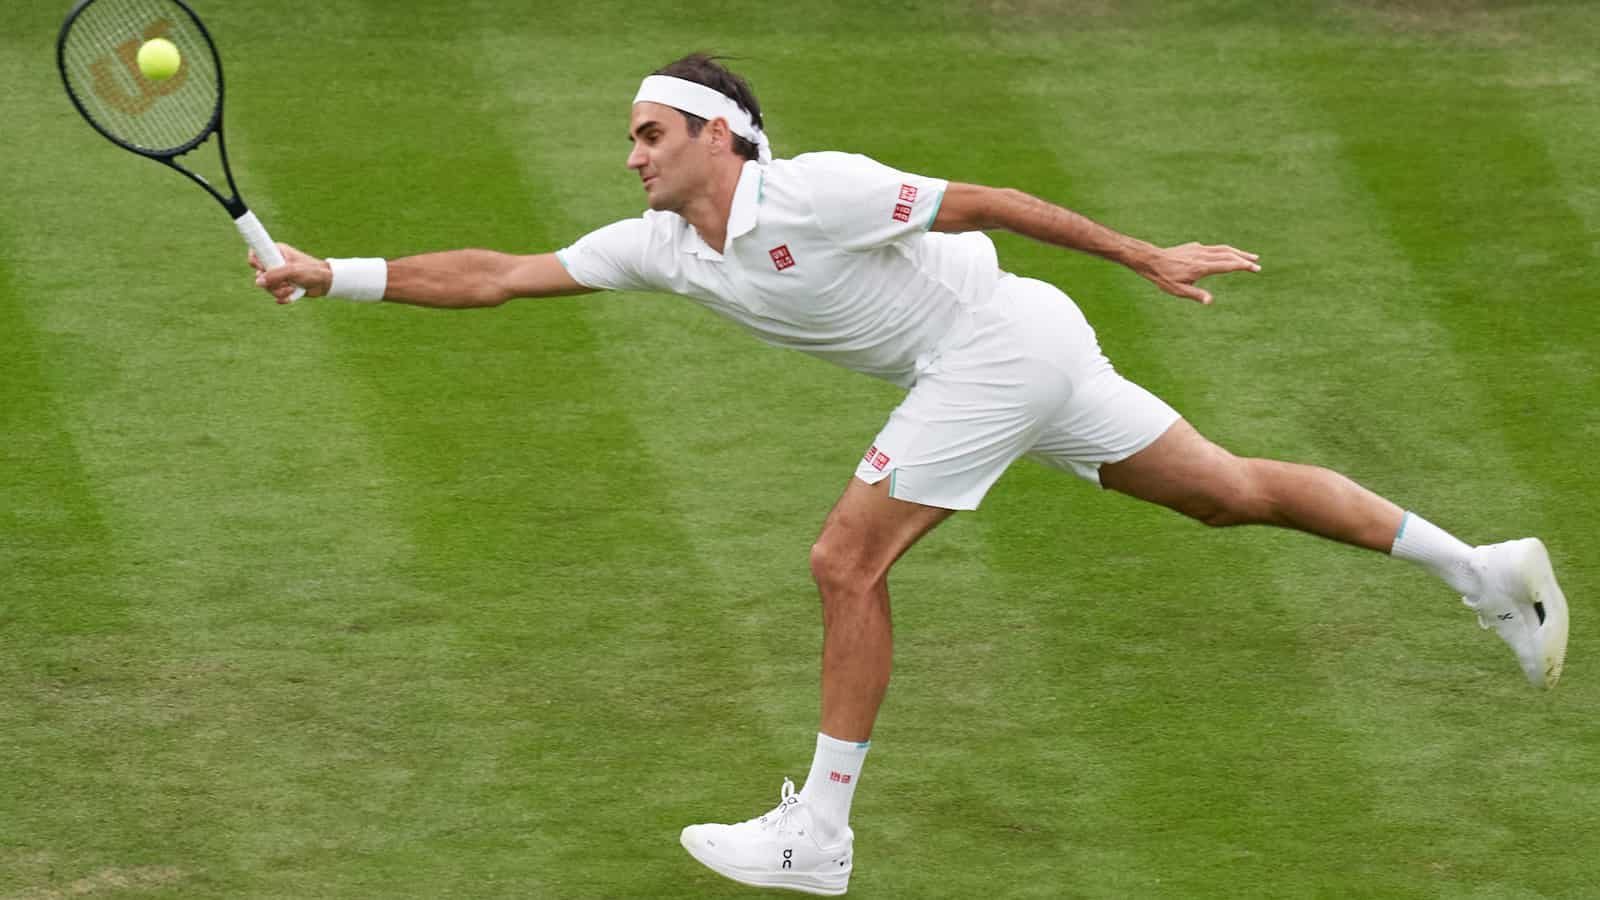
left=633, top=74, right=772, bottom=164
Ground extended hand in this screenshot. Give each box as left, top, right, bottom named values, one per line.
left=249, top=243, right=333, bottom=304
left=1138, top=242, right=1260, bottom=305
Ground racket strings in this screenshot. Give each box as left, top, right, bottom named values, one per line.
left=62, top=0, right=220, bottom=155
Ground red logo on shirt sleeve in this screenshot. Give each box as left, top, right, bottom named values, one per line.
left=892, top=203, right=913, bottom=223
left=898, top=184, right=919, bottom=203
left=770, top=244, right=795, bottom=270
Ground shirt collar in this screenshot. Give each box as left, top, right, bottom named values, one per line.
left=685, top=160, right=765, bottom=260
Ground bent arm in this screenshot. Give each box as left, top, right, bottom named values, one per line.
left=931, top=182, right=1260, bottom=305
left=932, top=183, right=1158, bottom=269
left=252, top=245, right=595, bottom=307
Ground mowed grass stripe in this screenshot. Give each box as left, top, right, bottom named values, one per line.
left=1292, top=26, right=1600, bottom=896
left=0, top=247, right=161, bottom=896
left=2, top=6, right=458, bottom=898
left=954, top=21, right=1431, bottom=898
left=1018, top=15, right=1594, bottom=896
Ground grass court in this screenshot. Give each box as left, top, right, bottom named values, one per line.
left=3, top=1, right=1598, bottom=897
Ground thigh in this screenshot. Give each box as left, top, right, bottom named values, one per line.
left=1096, top=417, right=1242, bottom=508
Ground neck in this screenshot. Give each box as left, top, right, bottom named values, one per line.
left=680, top=159, right=745, bottom=253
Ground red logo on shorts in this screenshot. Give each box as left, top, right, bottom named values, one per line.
left=870, top=445, right=896, bottom=474
left=864, top=445, right=891, bottom=471
left=770, top=244, right=795, bottom=270
left=829, top=771, right=852, bottom=784
left=892, top=203, right=913, bottom=223
left=898, top=184, right=919, bottom=203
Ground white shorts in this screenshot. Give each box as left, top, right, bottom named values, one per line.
left=854, top=274, right=1180, bottom=510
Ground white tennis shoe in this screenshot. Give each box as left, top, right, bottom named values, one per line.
left=680, top=778, right=853, bottom=896
left=1462, top=538, right=1569, bottom=689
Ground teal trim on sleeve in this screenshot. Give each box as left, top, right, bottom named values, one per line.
left=1394, top=510, right=1411, bottom=544
left=923, top=189, right=945, bottom=230
left=889, top=469, right=898, bottom=498
left=555, top=248, right=573, bottom=271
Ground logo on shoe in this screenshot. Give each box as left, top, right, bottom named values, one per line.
left=782, top=848, right=794, bottom=870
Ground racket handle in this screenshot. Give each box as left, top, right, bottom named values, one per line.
left=234, top=209, right=306, bottom=304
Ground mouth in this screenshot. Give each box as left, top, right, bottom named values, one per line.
left=642, top=176, right=656, bottom=190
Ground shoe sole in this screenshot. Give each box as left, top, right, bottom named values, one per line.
left=1516, top=538, right=1569, bottom=689
left=679, top=831, right=850, bottom=897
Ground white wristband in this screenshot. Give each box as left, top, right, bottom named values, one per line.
left=326, top=257, right=388, bottom=302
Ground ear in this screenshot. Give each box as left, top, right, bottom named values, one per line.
left=707, top=117, right=735, bottom=156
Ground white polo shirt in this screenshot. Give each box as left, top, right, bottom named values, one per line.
left=556, top=152, right=1001, bottom=388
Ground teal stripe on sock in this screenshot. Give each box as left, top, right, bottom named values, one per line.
left=1394, top=511, right=1411, bottom=546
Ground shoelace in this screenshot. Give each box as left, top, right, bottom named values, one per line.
left=747, top=777, right=806, bottom=835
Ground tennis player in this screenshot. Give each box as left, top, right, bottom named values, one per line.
left=253, top=54, right=1569, bottom=897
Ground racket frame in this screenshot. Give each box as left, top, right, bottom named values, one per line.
left=57, top=0, right=253, bottom=219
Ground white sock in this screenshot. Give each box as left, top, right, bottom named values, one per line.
left=797, top=732, right=869, bottom=842
left=1390, top=511, right=1479, bottom=595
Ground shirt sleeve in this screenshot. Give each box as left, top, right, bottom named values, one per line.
left=555, top=217, right=657, bottom=293
left=800, top=152, right=950, bottom=252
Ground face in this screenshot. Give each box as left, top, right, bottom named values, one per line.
left=628, top=101, right=715, bottom=212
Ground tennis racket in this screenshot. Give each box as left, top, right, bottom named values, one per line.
left=57, top=0, right=303, bottom=303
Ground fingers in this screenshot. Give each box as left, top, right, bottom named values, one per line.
left=256, top=264, right=307, bottom=302
left=1158, top=278, right=1212, bottom=305
left=1170, top=242, right=1262, bottom=272
left=1200, top=245, right=1260, bottom=273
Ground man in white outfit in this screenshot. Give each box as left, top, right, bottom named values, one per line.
left=254, top=54, right=1568, bottom=897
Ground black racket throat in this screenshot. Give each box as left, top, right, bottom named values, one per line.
left=161, top=131, right=251, bottom=219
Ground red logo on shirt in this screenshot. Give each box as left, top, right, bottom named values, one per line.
left=898, top=184, right=919, bottom=203
left=770, top=244, right=795, bottom=270
left=829, top=771, right=853, bottom=784
left=892, top=203, right=913, bottom=223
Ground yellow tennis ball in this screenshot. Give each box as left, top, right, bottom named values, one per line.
left=136, top=38, right=181, bottom=81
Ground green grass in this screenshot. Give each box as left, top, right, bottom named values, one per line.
left=4, top=1, right=1599, bottom=897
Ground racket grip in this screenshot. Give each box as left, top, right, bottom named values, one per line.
left=235, top=209, right=306, bottom=304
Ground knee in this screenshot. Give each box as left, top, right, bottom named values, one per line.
left=809, top=536, right=875, bottom=598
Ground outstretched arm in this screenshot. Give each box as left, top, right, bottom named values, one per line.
left=251, top=244, right=594, bottom=308
left=931, top=183, right=1259, bottom=305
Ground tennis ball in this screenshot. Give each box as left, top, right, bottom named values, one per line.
left=136, top=38, right=181, bottom=81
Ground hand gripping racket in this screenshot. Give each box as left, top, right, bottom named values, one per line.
left=58, top=0, right=304, bottom=303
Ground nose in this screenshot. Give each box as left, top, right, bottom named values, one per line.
left=627, top=143, right=647, bottom=171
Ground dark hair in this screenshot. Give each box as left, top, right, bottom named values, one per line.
left=651, top=53, right=764, bottom=162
